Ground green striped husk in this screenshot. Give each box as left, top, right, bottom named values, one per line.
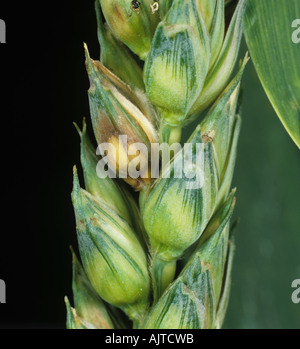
left=141, top=56, right=247, bottom=300
left=66, top=58, right=247, bottom=329
left=74, top=118, right=147, bottom=247
left=142, top=191, right=236, bottom=329
left=66, top=0, right=248, bottom=330
left=95, top=0, right=144, bottom=90
left=71, top=167, right=151, bottom=325
left=65, top=249, right=114, bottom=329
left=98, top=0, right=160, bottom=60
left=143, top=0, right=247, bottom=143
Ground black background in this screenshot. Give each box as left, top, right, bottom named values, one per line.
left=0, top=1, right=100, bottom=328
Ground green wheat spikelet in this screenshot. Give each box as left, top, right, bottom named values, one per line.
left=66, top=0, right=248, bottom=329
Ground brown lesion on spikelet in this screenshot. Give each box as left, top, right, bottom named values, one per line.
left=202, top=130, right=216, bottom=144
left=78, top=220, right=86, bottom=231
left=112, top=3, right=127, bottom=23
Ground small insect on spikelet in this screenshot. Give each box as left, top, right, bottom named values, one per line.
left=66, top=0, right=248, bottom=329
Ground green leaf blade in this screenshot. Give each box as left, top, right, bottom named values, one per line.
left=244, top=0, right=300, bottom=148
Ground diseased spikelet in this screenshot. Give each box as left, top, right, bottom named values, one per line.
left=66, top=0, right=248, bottom=329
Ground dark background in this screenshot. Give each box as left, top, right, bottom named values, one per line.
left=0, top=1, right=99, bottom=328
left=0, top=1, right=299, bottom=329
